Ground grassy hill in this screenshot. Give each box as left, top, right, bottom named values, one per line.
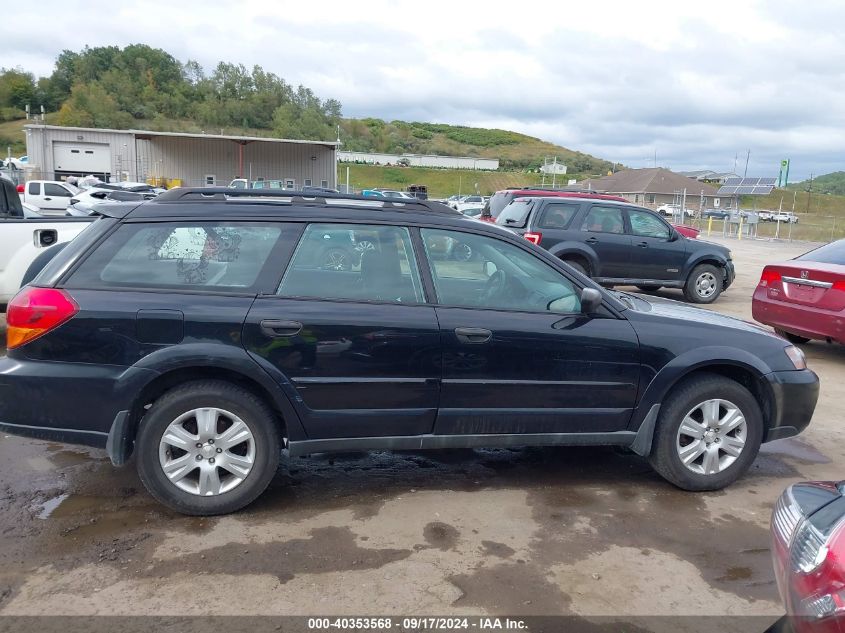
left=338, top=164, right=552, bottom=197
left=788, top=172, right=845, bottom=197
left=1, top=115, right=614, bottom=178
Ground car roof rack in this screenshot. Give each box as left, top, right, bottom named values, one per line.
left=153, top=187, right=461, bottom=215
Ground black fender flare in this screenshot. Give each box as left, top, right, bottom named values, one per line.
left=627, top=346, right=774, bottom=456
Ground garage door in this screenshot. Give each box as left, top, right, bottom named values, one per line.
left=53, top=142, right=112, bottom=176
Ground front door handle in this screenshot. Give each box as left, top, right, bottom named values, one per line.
left=585, top=237, right=598, bottom=244
left=260, top=319, right=303, bottom=338
left=44, top=197, right=52, bottom=201
left=455, top=327, right=492, bottom=344
left=637, top=241, right=648, bottom=248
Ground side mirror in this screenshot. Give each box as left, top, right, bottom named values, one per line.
left=580, top=287, right=602, bottom=314
left=483, top=261, right=498, bottom=277
left=669, top=229, right=680, bottom=241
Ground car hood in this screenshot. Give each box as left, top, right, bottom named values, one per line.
left=626, top=293, right=779, bottom=338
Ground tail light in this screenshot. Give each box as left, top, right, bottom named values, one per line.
left=6, top=287, right=79, bottom=349
left=524, top=232, right=542, bottom=245
left=832, top=281, right=845, bottom=291
left=16, top=184, right=24, bottom=193
left=759, top=268, right=782, bottom=287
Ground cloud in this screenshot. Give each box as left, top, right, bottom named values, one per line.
left=2, top=0, right=842, bottom=181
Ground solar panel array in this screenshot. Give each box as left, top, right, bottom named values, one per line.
left=717, top=177, right=776, bottom=195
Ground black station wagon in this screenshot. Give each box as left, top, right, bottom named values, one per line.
left=0, top=189, right=819, bottom=515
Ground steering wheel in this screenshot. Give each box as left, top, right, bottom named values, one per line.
left=482, top=269, right=507, bottom=305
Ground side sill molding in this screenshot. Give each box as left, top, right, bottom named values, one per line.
left=288, top=431, right=638, bottom=457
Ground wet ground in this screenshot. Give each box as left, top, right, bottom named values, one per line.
left=1, top=236, right=844, bottom=618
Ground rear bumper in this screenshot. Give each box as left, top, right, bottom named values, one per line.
left=763, top=369, right=820, bottom=442
left=0, top=355, right=155, bottom=450
left=753, top=290, right=845, bottom=343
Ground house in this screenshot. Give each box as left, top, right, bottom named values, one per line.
left=581, top=168, right=727, bottom=210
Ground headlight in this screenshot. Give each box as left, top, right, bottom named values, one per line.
left=785, top=345, right=807, bottom=370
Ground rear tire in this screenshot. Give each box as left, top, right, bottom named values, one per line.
left=684, top=263, right=723, bottom=304
left=637, top=285, right=661, bottom=292
left=775, top=329, right=811, bottom=345
left=136, top=380, right=280, bottom=516
left=648, top=373, right=763, bottom=491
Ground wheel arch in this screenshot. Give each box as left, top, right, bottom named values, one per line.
left=629, top=350, right=776, bottom=456
left=548, top=243, right=598, bottom=274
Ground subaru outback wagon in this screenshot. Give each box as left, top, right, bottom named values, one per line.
left=0, top=190, right=819, bottom=515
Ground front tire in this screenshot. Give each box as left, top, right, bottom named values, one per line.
left=562, top=258, right=589, bottom=277
left=648, top=373, right=763, bottom=491
left=136, top=380, right=280, bottom=516
left=684, top=263, right=723, bottom=304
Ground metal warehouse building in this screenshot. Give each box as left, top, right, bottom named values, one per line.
left=24, top=124, right=339, bottom=189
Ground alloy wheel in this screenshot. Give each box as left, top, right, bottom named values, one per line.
left=675, top=398, right=747, bottom=475
left=158, top=407, right=256, bottom=496
left=695, top=272, right=718, bottom=299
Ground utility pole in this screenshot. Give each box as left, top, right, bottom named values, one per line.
left=806, top=173, right=814, bottom=214
left=552, top=157, right=557, bottom=188
left=733, top=153, right=738, bottom=174
left=653, top=148, right=657, bottom=168
left=743, top=149, right=750, bottom=178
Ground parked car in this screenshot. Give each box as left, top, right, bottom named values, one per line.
left=496, top=196, right=734, bottom=303
left=375, top=189, right=414, bottom=199
left=0, top=177, right=93, bottom=304
left=482, top=189, right=627, bottom=223
left=406, top=184, right=428, bottom=200
left=657, top=204, right=695, bottom=218
left=454, top=195, right=484, bottom=211
left=673, top=224, right=700, bottom=239
left=753, top=239, right=845, bottom=344
left=0, top=187, right=818, bottom=515
left=22, top=180, right=80, bottom=214
left=772, top=211, right=800, bottom=224
left=702, top=208, right=731, bottom=220
left=68, top=187, right=158, bottom=216
left=770, top=480, right=845, bottom=631
left=460, top=206, right=484, bottom=218
left=361, top=189, right=386, bottom=198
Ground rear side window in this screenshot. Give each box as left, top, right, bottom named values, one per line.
left=67, top=222, right=283, bottom=291
left=278, top=224, right=424, bottom=304
left=487, top=192, right=514, bottom=218
left=496, top=200, right=533, bottom=228
left=582, top=206, right=624, bottom=234
left=537, top=203, right=580, bottom=229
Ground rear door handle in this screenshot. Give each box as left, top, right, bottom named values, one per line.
left=455, top=327, right=492, bottom=344
left=585, top=237, right=598, bottom=244
left=637, top=241, right=648, bottom=248
left=260, top=319, right=303, bottom=338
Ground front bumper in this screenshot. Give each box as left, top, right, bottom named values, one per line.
left=763, top=369, right=820, bottom=442
left=724, top=260, right=736, bottom=289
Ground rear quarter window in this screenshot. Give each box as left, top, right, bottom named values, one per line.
left=66, top=222, right=285, bottom=292
left=496, top=200, right=533, bottom=228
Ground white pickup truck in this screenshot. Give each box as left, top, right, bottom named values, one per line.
left=1, top=177, right=93, bottom=305
left=22, top=180, right=79, bottom=215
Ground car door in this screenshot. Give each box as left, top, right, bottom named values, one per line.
left=41, top=183, right=74, bottom=212
left=580, top=204, right=632, bottom=279
left=420, top=228, right=640, bottom=436
left=625, top=208, right=688, bottom=282
left=242, top=223, right=441, bottom=440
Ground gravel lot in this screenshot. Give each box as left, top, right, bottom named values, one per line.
left=0, top=236, right=843, bottom=621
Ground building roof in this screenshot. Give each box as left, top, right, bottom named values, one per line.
left=582, top=168, right=719, bottom=195
left=24, top=124, right=340, bottom=148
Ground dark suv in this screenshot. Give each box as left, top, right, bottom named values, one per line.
left=0, top=190, right=818, bottom=515
left=481, top=188, right=628, bottom=223
left=497, top=197, right=735, bottom=303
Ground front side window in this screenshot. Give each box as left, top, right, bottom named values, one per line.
left=68, top=223, right=283, bottom=290
left=278, top=224, right=424, bottom=304
left=44, top=184, right=71, bottom=197
left=582, top=206, right=624, bottom=234
left=628, top=209, right=671, bottom=239
left=421, top=229, right=581, bottom=314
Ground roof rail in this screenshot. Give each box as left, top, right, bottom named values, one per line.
left=153, top=187, right=461, bottom=214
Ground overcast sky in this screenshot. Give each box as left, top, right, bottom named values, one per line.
left=4, top=0, right=843, bottom=181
